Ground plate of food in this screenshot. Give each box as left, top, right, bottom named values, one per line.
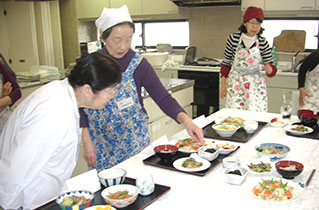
left=214, top=142, right=238, bottom=155
left=255, top=143, right=290, bottom=162
left=215, top=116, right=245, bottom=127
left=269, top=118, right=288, bottom=127
left=84, top=205, right=117, bottom=210
left=173, top=156, right=211, bottom=172
left=247, top=158, right=273, bottom=175
left=174, top=138, right=209, bottom=153
left=251, top=178, right=304, bottom=203
left=284, top=124, right=314, bottom=135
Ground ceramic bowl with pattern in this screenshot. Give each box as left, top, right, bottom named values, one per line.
left=56, top=190, right=94, bottom=210
left=98, top=168, right=126, bottom=188
left=101, top=184, right=139, bottom=208
left=255, top=143, right=290, bottom=162
left=198, top=146, right=220, bottom=161
left=223, top=167, right=248, bottom=185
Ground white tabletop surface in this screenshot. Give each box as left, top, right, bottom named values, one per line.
left=114, top=108, right=319, bottom=210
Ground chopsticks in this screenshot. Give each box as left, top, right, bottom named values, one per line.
left=305, top=169, right=316, bottom=188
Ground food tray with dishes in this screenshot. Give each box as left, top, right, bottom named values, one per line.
left=35, top=177, right=170, bottom=210
left=285, top=122, right=319, bottom=140
left=143, top=146, right=240, bottom=176
left=203, top=120, right=267, bottom=142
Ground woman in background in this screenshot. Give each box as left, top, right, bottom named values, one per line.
left=0, top=62, right=21, bottom=134
left=219, top=6, right=277, bottom=112
left=81, top=5, right=203, bottom=171
left=0, top=52, right=121, bottom=209
left=298, top=49, right=319, bottom=112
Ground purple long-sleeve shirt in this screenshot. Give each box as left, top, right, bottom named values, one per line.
left=80, top=48, right=185, bottom=128
left=0, top=63, right=21, bottom=105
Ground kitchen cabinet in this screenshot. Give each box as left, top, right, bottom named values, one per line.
left=110, top=0, right=142, bottom=16
left=266, top=74, right=298, bottom=114
left=241, top=0, right=265, bottom=11
left=264, top=0, right=315, bottom=11
left=76, top=0, right=110, bottom=19
left=316, top=0, right=319, bottom=9
left=142, top=0, right=178, bottom=15
left=145, top=85, right=194, bottom=142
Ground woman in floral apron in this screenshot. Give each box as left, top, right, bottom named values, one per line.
left=220, top=6, right=277, bottom=112
left=298, top=49, right=319, bottom=113
left=80, top=5, right=203, bottom=171
left=0, top=62, right=21, bottom=134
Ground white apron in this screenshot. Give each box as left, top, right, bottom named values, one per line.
left=226, top=36, right=268, bottom=112
left=301, top=65, right=319, bottom=113
left=0, top=74, right=11, bottom=134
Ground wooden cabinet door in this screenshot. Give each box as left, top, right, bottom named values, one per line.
left=241, top=0, right=265, bottom=11
left=76, top=0, right=110, bottom=19
left=110, top=0, right=142, bottom=16
left=142, top=0, right=178, bottom=15
left=265, top=0, right=315, bottom=11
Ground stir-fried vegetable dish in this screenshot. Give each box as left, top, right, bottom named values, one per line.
left=61, top=196, right=91, bottom=206
left=182, top=158, right=203, bottom=169
left=292, top=125, right=309, bottom=133
left=248, top=161, right=272, bottom=173
left=257, top=146, right=283, bottom=154
left=175, top=138, right=202, bottom=152
left=107, top=190, right=132, bottom=200
left=253, top=179, right=294, bottom=201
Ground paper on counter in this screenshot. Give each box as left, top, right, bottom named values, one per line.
left=64, top=169, right=101, bottom=193
left=192, top=115, right=207, bottom=128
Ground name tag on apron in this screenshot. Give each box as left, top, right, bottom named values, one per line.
left=116, top=97, right=135, bottom=110
left=249, top=47, right=259, bottom=56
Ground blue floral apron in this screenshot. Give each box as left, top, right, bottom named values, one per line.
left=226, top=35, right=268, bottom=112
left=84, top=53, right=150, bottom=171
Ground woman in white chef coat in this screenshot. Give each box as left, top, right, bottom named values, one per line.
left=0, top=52, right=122, bottom=210
left=220, top=6, right=277, bottom=112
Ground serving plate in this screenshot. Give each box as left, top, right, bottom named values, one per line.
left=249, top=177, right=304, bottom=203
left=284, top=125, right=314, bottom=135
left=84, top=205, right=117, bottom=210
left=213, top=142, right=238, bottom=155
left=247, top=157, right=273, bottom=176
left=214, top=116, right=246, bottom=127
left=173, top=157, right=211, bottom=172
left=269, top=118, right=288, bottom=128
left=256, top=143, right=290, bottom=162
left=174, top=138, right=211, bottom=153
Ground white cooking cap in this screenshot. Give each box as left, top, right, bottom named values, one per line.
left=95, top=5, right=132, bottom=32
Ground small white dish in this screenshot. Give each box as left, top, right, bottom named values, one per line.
left=243, top=120, right=258, bottom=133
left=214, top=142, right=238, bottom=155
left=284, top=124, right=313, bottom=135
left=247, top=157, right=273, bottom=175
left=224, top=167, right=248, bottom=185
left=270, top=118, right=288, bottom=127
left=198, top=146, right=220, bottom=161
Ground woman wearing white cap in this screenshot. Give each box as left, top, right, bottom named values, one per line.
left=80, top=5, right=203, bottom=171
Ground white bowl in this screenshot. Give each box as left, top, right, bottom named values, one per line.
left=198, top=146, right=220, bottom=161
left=243, top=120, right=258, bottom=133
left=224, top=167, right=248, bottom=185
left=101, top=184, right=138, bottom=208
left=98, top=168, right=126, bottom=188
left=215, top=142, right=238, bottom=155
left=212, top=123, right=240, bottom=137
left=256, top=143, right=290, bottom=162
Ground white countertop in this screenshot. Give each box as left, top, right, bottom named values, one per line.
left=155, top=65, right=298, bottom=77
left=115, top=109, right=319, bottom=209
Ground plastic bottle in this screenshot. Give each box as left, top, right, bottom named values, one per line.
left=272, top=47, right=278, bottom=67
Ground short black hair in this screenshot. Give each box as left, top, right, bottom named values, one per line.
left=238, top=18, right=264, bottom=36
left=68, top=52, right=121, bottom=93
left=102, top=22, right=135, bottom=40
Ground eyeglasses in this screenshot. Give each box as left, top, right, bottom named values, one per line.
left=247, top=21, right=262, bottom=27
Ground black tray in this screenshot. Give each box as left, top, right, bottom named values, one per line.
left=143, top=147, right=240, bottom=176
left=286, top=122, right=319, bottom=140
left=203, top=121, right=267, bottom=142
left=36, top=177, right=170, bottom=210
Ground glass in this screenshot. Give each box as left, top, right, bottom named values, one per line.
left=281, top=100, right=292, bottom=119
left=247, top=21, right=261, bottom=27
left=136, top=173, right=155, bottom=196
